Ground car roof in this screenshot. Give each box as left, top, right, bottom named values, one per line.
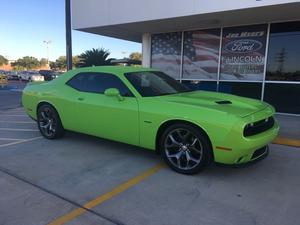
left=68, top=66, right=158, bottom=76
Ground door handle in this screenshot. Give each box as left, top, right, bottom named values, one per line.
left=77, top=97, right=84, bottom=101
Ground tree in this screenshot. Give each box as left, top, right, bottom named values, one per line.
left=129, top=52, right=142, bottom=61
left=72, top=55, right=80, bottom=68
left=50, top=56, right=80, bottom=71
left=0, top=55, right=8, bottom=66
left=40, top=58, right=48, bottom=66
left=12, top=65, right=25, bottom=71
left=77, top=48, right=113, bottom=67
left=50, top=56, right=67, bottom=70
left=12, top=56, right=40, bottom=70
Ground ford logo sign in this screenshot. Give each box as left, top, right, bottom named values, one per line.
left=224, top=39, right=262, bottom=53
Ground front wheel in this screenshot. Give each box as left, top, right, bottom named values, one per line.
left=37, top=104, right=65, bottom=139
left=159, top=123, right=212, bottom=175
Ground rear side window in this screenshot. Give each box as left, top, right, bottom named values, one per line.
left=67, top=72, right=133, bottom=97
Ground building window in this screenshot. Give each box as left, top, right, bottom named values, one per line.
left=182, top=80, right=217, bottom=92
left=219, top=82, right=263, bottom=100
left=182, top=29, right=220, bottom=80
left=266, top=21, right=300, bottom=81
left=151, top=32, right=182, bottom=80
left=264, top=83, right=300, bottom=114
left=220, top=24, right=268, bottom=81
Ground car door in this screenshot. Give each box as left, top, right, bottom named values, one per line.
left=67, top=72, right=140, bottom=146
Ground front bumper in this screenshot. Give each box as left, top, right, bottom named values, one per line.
left=213, top=107, right=279, bottom=165
left=216, top=145, right=269, bottom=167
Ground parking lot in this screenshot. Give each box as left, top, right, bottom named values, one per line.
left=0, top=82, right=300, bottom=225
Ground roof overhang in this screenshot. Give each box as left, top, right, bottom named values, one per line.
left=74, top=2, right=300, bottom=43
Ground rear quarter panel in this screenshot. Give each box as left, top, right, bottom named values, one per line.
left=22, top=76, right=80, bottom=131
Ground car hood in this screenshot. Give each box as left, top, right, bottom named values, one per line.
left=157, top=91, right=270, bottom=117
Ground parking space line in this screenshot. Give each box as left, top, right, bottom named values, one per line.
left=0, top=138, right=26, bottom=141
left=0, top=128, right=39, bottom=131
left=0, top=111, right=24, bottom=113
left=48, top=162, right=165, bottom=225
left=0, top=136, right=42, bottom=148
left=273, top=137, right=300, bottom=148
left=0, top=115, right=28, bottom=117
left=0, top=121, right=35, bottom=124
left=1, top=110, right=24, bottom=113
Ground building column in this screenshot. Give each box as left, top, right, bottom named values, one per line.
left=142, top=33, right=151, bottom=67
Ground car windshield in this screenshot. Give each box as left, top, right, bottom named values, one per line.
left=125, top=71, right=192, bottom=97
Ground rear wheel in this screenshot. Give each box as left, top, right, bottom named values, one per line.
left=37, top=104, right=64, bottom=139
left=159, top=123, right=212, bottom=175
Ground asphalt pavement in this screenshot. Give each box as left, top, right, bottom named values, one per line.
left=0, top=81, right=25, bottom=110
left=0, top=82, right=299, bottom=225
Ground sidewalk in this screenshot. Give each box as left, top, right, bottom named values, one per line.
left=274, top=114, right=300, bottom=147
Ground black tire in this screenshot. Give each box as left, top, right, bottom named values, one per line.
left=159, top=123, right=212, bottom=175
left=37, top=104, right=65, bottom=139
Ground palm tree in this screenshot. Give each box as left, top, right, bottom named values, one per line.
left=77, top=48, right=114, bottom=67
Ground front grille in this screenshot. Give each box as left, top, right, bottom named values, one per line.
left=251, top=146, right=267, bottom=159
left=243, top=117, right=275, bottom=137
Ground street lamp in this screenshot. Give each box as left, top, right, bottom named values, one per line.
left=43, top=40, right=52, bottom=66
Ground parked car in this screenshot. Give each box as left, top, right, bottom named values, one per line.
left=6, top=71, right=20, bottom=80
left=22, top=66, right=279, bottom=174
left=39, top=70, right=59, bottom=81
left=20, top=71, right=44, bottom=82
left=19, top=71, right=30, bottom=81
left=31, top=73, right=44, bottom=82
left=0, top=74, right=8, bottom=87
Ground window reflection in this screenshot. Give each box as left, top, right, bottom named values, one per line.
left=266, top=22, right=300, bottom=81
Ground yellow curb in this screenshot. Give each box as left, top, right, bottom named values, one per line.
left=272, top=137, right=300, bottom=148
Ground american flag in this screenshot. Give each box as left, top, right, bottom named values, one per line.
left=151, top=31, right=220, bottom=80
left=183, top=30, right=220, bottom=79
left=151, top=32, right=182, bottom=79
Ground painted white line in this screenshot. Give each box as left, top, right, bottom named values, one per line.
left=0, top=121, right=35, bottom=124
left=0, top=136, right=42, bottom=148
left=2, top=109, right=24, bottom=112
left=0, top=138, right=26, bottom=141
left=10, top=89, right=23, bottom=92
left=0, top=109, right=24, bottom=111
left=0, top=115, right=28, bottom=117
left=0, top=112, right=26, bottom=116
left=0, top=128, right=39, bottom=132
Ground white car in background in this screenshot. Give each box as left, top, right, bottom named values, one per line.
left=20, top=71, right=44, bottom=82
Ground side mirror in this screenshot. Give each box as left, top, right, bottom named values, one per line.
left=104, top=88, right=125, bottom=101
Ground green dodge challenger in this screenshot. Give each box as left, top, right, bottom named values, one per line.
left=22, top=66, right=279, bottom=174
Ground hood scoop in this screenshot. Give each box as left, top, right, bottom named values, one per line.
left=215, top=100, right=232, bottom=105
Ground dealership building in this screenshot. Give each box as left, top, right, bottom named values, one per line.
left=72, top=0, right=300, bottom=115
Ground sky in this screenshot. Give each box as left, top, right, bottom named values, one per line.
left=0, top=0, right=141, bottom=61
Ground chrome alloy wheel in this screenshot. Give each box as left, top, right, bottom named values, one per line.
left=38, top=108, right=57, bottom=137
left=164, top=128, right=203, bottom=170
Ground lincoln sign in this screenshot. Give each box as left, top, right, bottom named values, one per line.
left=220, top=24, right=268, bottom=80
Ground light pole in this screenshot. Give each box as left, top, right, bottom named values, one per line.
left=43, top=40, right=51, bottom=66
left=121, top=51, right=127, bottom=59
left=65, top=0, right=72, bottom=70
